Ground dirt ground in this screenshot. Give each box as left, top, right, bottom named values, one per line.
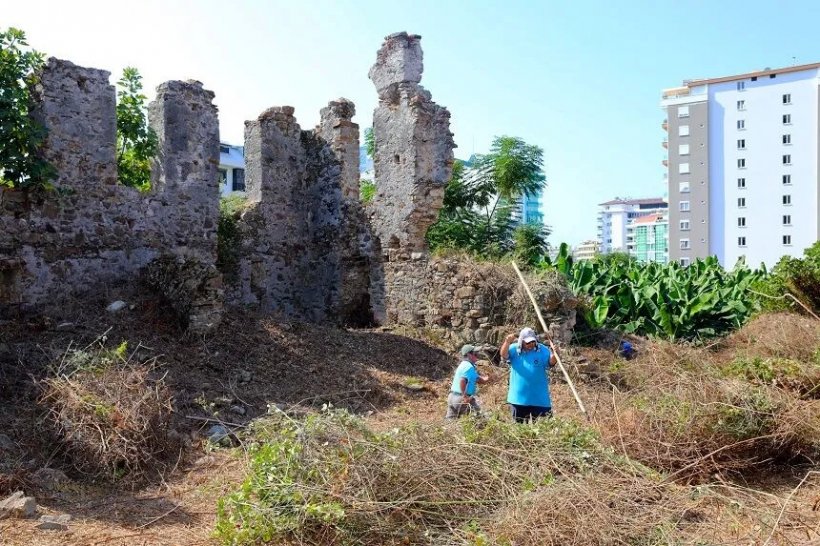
left=1, top=293, right=819, bottom=545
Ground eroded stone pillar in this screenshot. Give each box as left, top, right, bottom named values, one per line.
left=317, top=99, right=360, bottom=200
left=32, top=58, right=117, bottom=188
left=368, top=32, right=455, bottom=324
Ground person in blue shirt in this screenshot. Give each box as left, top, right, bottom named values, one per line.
left=445, top=344, right=490, bottom=419
left=500, top=327, right=557, bottom=423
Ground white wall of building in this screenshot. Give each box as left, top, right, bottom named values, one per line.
left=708, top=69, right=819, bottom=267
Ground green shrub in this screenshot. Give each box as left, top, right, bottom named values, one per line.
left=216, top=195, right=248, bottom=283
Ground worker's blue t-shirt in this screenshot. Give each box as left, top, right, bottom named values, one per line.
left=507, top=343, right=552, bottom=407
left=450, top=360, right=479, bottom=395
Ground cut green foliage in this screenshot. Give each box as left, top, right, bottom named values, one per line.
left=216, top=408, right=664, bottom=545
left=0, top=27, right=55, bottom=190
left=543, top=243, right=766, bottom=340
left=116, top=67, right=157, bottom=191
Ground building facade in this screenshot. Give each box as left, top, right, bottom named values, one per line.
left=573, top=239, right=599, bottom=261
left=627, top=212, right=669, bottom=263
left=218, top=142, right=245, bottom=196
left=662, top=62, right=820, bottom=267
left=597, top=197, right=668, bottom=255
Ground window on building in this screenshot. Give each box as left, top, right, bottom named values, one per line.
left=678, top=125, right=690, bottom=137
left=783, top=134, right=791, bottom=145
left=738, top=197, right=746, bottom=208
left=783, top=235, right=792, bottom=245
left=770, top=74, right=777, bottom=79
left=751, top=76, right=758, bottom=81
left=680, top=201, right=690, bottom=212
left=680, top=219, right=690, bottom=231
left=218, top=168, right=228, bottom=186
left=738, top=217, right=746, bottom=227
left=783, top=174, right=791, bottom=185
left=219, top=145, right=230, bottom=154
left=783, top=93, right=791, bottom=104
left=737, top=100, right=745, bottom=110
left=679, top=181, right=690, bottom=193
left=738, top=158, right=746, bottom=168
left=737, top=177, right=746, bottom=189
left=680, top=239, right=690, bottom=250
left=737, top=81, right=745, bottom=91
left=783, top=154, right=791, bottom=165
left=679, top=162, right=690, bottom=174
left=678, top=144, right=690, bottom=155
left=783, top=194, right=791, bottom=205
left=738, top=236, right=747, bottom=247
left=783, top=214, right=791, bottom=225
left=678, top=105, right=690, bottom=118
left=737, top=139, right=746, bottom=150
left=232, top=168, right=245, bottom=191
left=737, top=119, right=746, bottom=130
left=783, top=114, right=791, bottom=124
left=680, top=257, right=691, bottom=266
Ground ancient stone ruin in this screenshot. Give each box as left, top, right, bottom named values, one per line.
left=0, top=32, right=576, bottom=344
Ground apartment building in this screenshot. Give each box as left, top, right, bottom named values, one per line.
left=218, top=142, right=245, bottom=196
left=597, top=197, right=668, bottom=255
left=573, top=239, right=599, bottom=261
left=626, top=212, right=669, bottom=263
left=662, top=62, right=820, bottom=267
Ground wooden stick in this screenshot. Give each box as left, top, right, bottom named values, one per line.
left=510, top=261, right=588, bottom=419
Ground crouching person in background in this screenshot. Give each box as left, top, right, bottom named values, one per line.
left=445, top=344, right=490, bottom=419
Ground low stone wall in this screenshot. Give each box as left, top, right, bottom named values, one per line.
left=388, top=255, right=578, bottom=348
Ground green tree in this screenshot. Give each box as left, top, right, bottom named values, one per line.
left=0, top=27, right=55, bottom=190
left=512, top=223, right=550, bottom=267
left=427, top=136, right=547, bottom=257
left=116, top=67, right=157, bottom=191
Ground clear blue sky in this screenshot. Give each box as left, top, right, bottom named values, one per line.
left=6, top=0, right=820, bottom=246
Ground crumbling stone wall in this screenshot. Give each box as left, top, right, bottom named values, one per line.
left=367, top=32, right=455, bottom=325
left=423, top=258, right=577, bottom=347
left=0, top=58, right=222, bottom=330
left=227, top=101, right=374, bottom=325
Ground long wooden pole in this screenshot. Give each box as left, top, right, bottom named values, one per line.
left=511, top=261, right=588, bottom=419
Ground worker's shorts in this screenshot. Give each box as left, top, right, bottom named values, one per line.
left=510, top=404, right=552, bottom=423
left=445, top=392, right=481, bottom=419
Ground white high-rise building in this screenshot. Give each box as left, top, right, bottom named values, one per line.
left=597, top=197, right=668, bottom=254
left=662, top=62, right=820, bottom=268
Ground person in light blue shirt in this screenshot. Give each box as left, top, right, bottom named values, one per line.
left=500, top=327, right=557, bottom=423
left=445, top=344, right=490, bottom=419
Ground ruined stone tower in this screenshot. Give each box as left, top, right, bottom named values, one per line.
left=368, top=32, right=455, bottom=324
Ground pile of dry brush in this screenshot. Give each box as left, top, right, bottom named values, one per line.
left=39, top=339, right=179, bottom=483
left=590, top=312, right=820, bottom=479
left=217, top=405, right=820, bottom=546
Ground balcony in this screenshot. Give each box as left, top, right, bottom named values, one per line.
left=662, top=139, right=668, bottom=149
left=662, top=119, right=668, bottom=131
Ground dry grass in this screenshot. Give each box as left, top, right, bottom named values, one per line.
left=40, top=340, right=179, bottom=484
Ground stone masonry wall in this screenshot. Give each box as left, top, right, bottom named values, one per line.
left=368, top=32, right=455, bottom=325
left=227, top=101, right=373, bottom=325
left=0, top=58, right=222, bottom=330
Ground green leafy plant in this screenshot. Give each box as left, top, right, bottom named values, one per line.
left=543, top=243, right=767, bottom=340
left=116, top=67, right=157, bottom=191
left=0, top=27, right=55, bottom=190
left=359, top=178, right=375, bottom=203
